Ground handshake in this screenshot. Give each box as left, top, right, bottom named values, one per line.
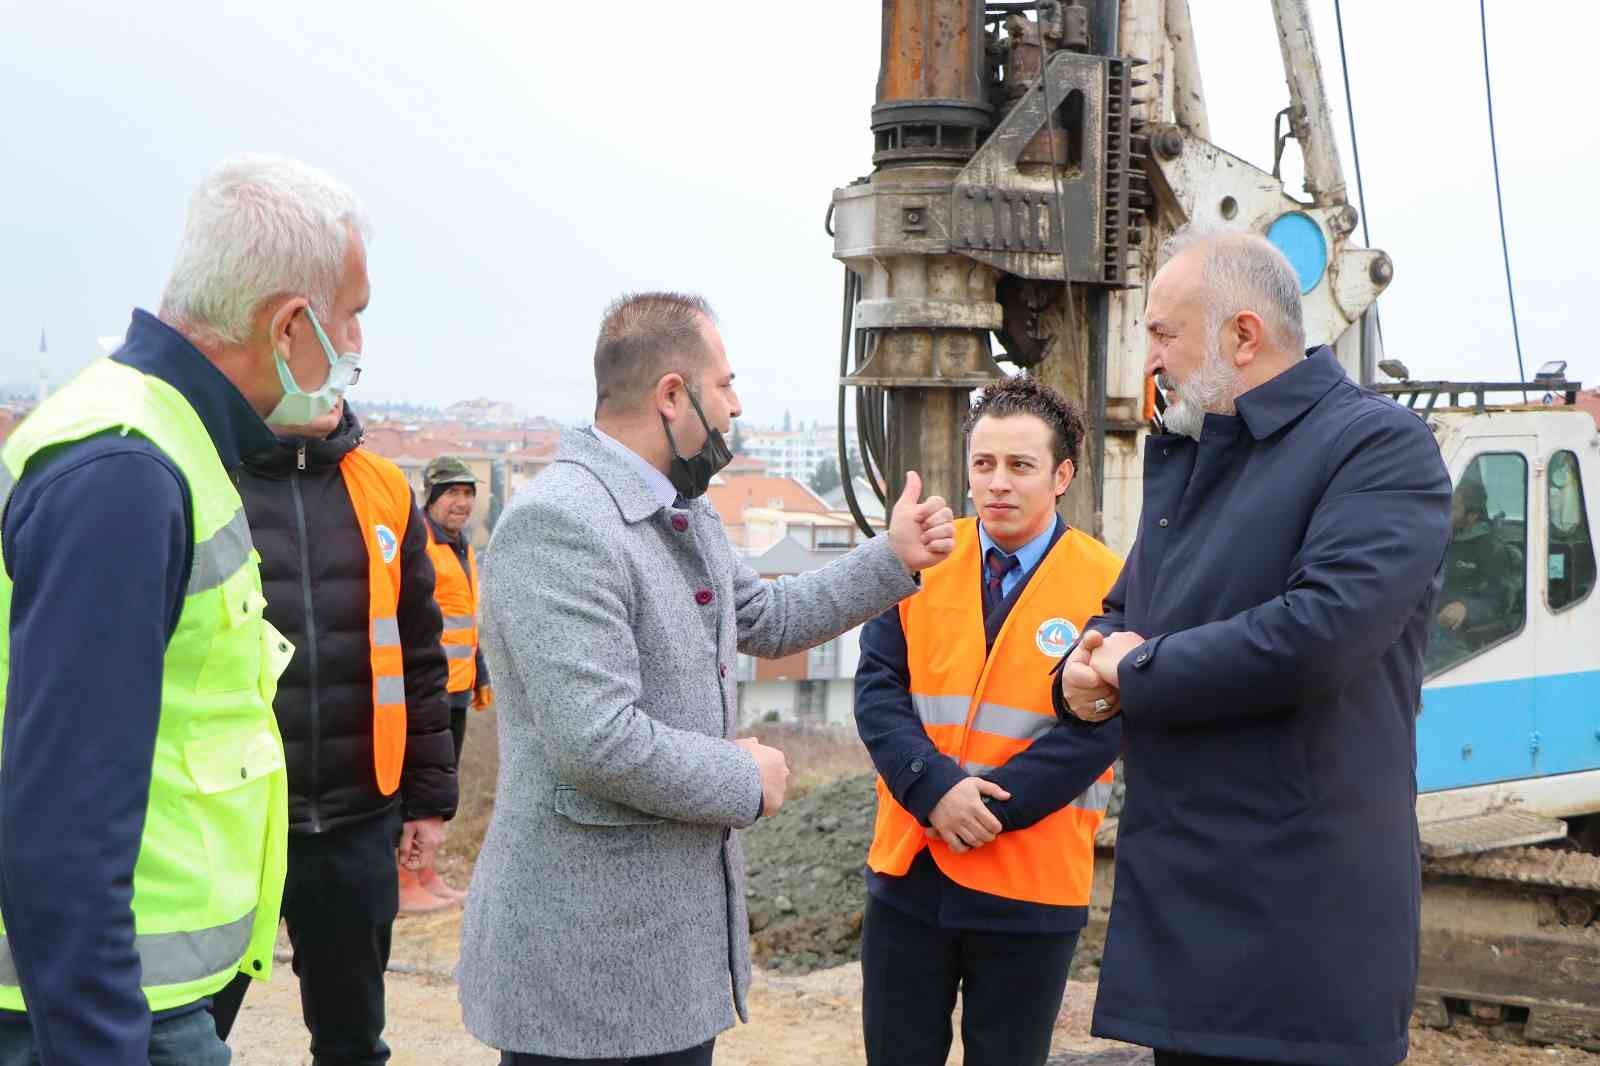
left=1059, top=628, right=1147, bottom=723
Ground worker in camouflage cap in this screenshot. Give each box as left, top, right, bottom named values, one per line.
left=407, top=454, right=491, bottom=909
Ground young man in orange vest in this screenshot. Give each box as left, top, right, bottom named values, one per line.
left=854, top=375, right=1124, bottom=1066
left=414, top=455, right=494, bottom=904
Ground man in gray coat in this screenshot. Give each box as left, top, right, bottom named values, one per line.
left=458, top=292, right=957, bottom=1065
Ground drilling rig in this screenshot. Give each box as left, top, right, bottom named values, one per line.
left=831, top=0, right=1389, bottom=552
left=830, top=0, right=1600, bottom=1049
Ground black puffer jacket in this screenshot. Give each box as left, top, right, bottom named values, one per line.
left=236, top=405, right=456, bottom=834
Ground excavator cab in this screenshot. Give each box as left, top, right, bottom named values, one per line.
left=1387, top=380, right=1600, bottom=800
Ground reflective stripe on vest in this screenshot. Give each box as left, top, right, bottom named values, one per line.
left=0, top=357, right=290, bottom=1013
left=867, top=517, right=1124, bottom=907
left=424, top=530, right=480, bottom=694
left=188, top=507, right=253, bottom=594
left=338, top=449, right=412, bottom=796
left=0, top=910, right=253, bottom=988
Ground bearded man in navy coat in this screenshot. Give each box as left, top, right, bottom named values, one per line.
left=1059, top=226, right=1452, bottom=1066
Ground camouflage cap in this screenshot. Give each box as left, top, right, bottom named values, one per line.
left=424, top=455, right=480, bottom=489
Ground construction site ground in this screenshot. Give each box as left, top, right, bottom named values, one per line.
left=227, top=715, right=1600, bottom=1065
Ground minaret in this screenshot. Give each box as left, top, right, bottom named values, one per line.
left=36, top=329, right=48, bottom=404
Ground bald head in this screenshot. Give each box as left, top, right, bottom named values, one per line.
left=1143, top=225, right=1310, bottom=437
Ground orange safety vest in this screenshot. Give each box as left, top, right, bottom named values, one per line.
left=867, top=517, right=1123, bottom=906
left=338, top=448, right=411, bottom=797
left=424, top=526, right=480, bottom=696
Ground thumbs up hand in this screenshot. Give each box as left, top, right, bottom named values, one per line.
left=887, top=471, right=956, bottom=574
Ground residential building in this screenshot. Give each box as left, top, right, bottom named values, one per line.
left=445, top=397, right=524, bottom=425
left=700, top=471, right=886, bottom=728
left=740, top=425, right=856, bottom=484
left=504, top=444, right=558, bottom=497
left=733, top=538, right=868, bottom=729
left=821, top=477, right=886, bottom=522
left=722, top=454, right=769, bottom=477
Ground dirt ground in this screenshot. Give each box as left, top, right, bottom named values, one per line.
left=227, top=712, right=1600, bottom=1065
left=227, top=907, right=1600, bottom=1065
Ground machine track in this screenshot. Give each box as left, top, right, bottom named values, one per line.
left=1426, top=845, right=1600, bottom=898
left=1417, top=844, right=1600, bottom=1050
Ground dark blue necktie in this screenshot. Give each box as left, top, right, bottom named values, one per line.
left=984, top=547, right=1020, bottom=610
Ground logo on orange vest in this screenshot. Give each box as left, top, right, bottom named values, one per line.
left=374, top=524, right=398, bottom=564
left=1035, top=618, right=1077, bottom=659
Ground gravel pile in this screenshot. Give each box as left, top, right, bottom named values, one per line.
left=743, top=772, right=878, bottom=974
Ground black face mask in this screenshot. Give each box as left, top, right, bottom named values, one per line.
left=661, top=387, right=733, bottom=500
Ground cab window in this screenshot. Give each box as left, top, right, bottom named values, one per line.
left=1547, top=450, right=1596, bottom=611
left=1425, top=453, right=1527, bottom=677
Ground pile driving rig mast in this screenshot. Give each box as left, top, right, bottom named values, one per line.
left=831, top=0, right=1393, bottom=551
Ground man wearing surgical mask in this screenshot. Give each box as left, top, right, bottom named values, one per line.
left=205, top=186, right=458, bottom=1060
left=0, top=155, right=442, bottom=1065
left=458, top=292, right=958, bottom=1064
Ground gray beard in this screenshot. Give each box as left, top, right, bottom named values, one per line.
left=1158, top=347, right=1239, bottom=441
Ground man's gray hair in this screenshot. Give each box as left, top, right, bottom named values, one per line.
left=1160, top=224, right=1306, bottom=353
left=159, top=154, right=372, bottom=345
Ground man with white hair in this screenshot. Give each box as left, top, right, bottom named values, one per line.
left=189, top=161, right=457, bottom=1062
left=1057, top=226, right=1453, bottom=1065
left=0, top=154, right=372, bottom=1065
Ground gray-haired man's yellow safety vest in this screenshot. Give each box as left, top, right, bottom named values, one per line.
left=0, top=357, right=290, bottom=1013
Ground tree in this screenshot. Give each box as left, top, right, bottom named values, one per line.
left=809, top=457, right=842, bottom=496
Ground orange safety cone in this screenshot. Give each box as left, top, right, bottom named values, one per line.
left=398, top=861, right=456, bottom=916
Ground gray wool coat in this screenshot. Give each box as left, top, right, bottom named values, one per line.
left=456, top=429, right=918, bottom=1059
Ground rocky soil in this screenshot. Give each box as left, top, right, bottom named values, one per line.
left=743, top=771, right=877, bottom=973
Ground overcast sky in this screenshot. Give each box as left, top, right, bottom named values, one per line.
left=2, top=1, right=1593, bottom=426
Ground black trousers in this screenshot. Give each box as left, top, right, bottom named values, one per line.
left=1153, top=1055, right=1287, bottom=1066
left=214, top=806, right=403, bottom=1065
left=500, top=1039, right=714, bottom=1066
left=860, top=894, right=1078, bottom=1066
left=448, top=697, right=470, bottom=766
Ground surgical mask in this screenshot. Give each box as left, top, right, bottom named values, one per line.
left=266, top=306, right=362, bottom=427
left=661, top=386, right=732, bottom=500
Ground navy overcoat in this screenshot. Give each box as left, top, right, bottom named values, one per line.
left=1081, top=349, right=1452, bottom=1065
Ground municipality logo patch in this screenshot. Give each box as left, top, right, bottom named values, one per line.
left=1035, top=617, right=1078, bottom=659
left=375, top=524, right=398, bottom=564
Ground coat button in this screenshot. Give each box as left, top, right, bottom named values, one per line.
left=671, top=515, right=689, bottom=532
left=695, top=588, right=714, bottom=606
left=1135, top=652, right=1150, bottom=666
left=240, top=767, right=248, bottom=779
left=910, top=758, right=925, bottom=773
left=720, top=663, right=728, bottom=678
left=1158, top=517, right=1169, bottom=527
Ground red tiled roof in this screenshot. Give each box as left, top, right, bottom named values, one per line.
left=723, top=455, right=768, bottom=475
left=705, top=476, right=829, bottom=526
